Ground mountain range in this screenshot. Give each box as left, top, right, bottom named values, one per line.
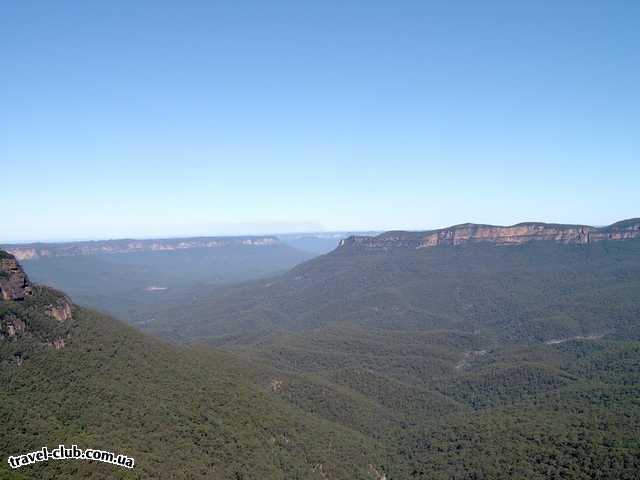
left=2, top=236, right=284, bottom=261
left=2, top=218, right=640, bottom=479
left=339, top=218, right=640, bottom=249
left=147, top=218, right=640, bottom=345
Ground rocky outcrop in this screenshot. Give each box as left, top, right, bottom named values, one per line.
left=0, top=251, right=33, bottom=300
left=419, top=223, right=595, bottom=247
left=2, top=236, right=282, bottom=261
left=0, top=253, right=73, bottom=358
left=338, top=218, right=640, bottom=251
left=588, top=219, right=640, bottom=242
left=48, top=337, right=66, bottom=350
left=1, top=316, right=27, bottom=339
left=47, top=296, right=73, bottom=322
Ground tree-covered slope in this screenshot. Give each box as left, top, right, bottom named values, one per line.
left=0, top=279, right=383, bottom=479
left=141, top=237, right=640, bottom=479
left=241, top=326, right=640, bottom=479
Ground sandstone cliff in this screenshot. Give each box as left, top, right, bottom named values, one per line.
left=1, top=250, right=72, bottom=319
left=1, top=251, right=73, bottom=350
left=0, top=251, right=33, bottom=300
left=47, top=295, right=74, bottom=322
left=338, top=218, right=640, bottom=251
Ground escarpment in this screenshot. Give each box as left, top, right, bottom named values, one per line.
left=1, top=250, right=73, bottom=347
left=420, top=223, right=594, bottom=247
left=338, top=218, right=640, bottom=251
left=0, top=251, right=33, bottom=300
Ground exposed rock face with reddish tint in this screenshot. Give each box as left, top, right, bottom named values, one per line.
left=0, top=251, right=33, bottom=300
left=47, top=296, right=73, bottom=322
left=338, top=218, right=640, bottom=251
left=1, top=252, right=74, bottom=353
left=1, top=250, right=73, bottom=321
left=1, top=316, right=27, bottom=339
left=49, top=337, right=66, bottom=350
left=419, top=224, right=594, bottom=247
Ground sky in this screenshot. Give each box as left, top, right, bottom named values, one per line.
left=1, top=1, right=639, bottom=242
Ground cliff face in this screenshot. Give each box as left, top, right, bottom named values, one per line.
left=47, top=295, right=73, bottom=322
left=338, top=218, right=640, bottom=251
left=0, top=252, right=33, bottom=300
left=1, top=251, right=73, bottom=349
left=419, top=223, right=594, bottom=247
left=1, top=250, right=72, bottom=320
left=3, top=236, right=282, bottom=261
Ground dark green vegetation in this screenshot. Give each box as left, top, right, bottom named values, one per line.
left=243, top=327, right=640, bottom=479
left=16, top=244, right=312, bottom=326
left=0, top=285, right=383, bottom=479
left=146, top=238, right=640, bottom=479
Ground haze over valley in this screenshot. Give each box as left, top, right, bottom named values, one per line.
left=1, top=232, right=372, bottom=326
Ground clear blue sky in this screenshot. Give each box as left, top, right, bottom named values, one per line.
left=2, top=1, right=638, bottom=242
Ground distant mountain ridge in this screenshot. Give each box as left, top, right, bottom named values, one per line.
left=3, top=235, right=281, bottom=261
left=147, top=219, right=640, bottom=346
left=338, top=218, right=640, bottom=250
left=278, top=231, right=381, bottom=254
